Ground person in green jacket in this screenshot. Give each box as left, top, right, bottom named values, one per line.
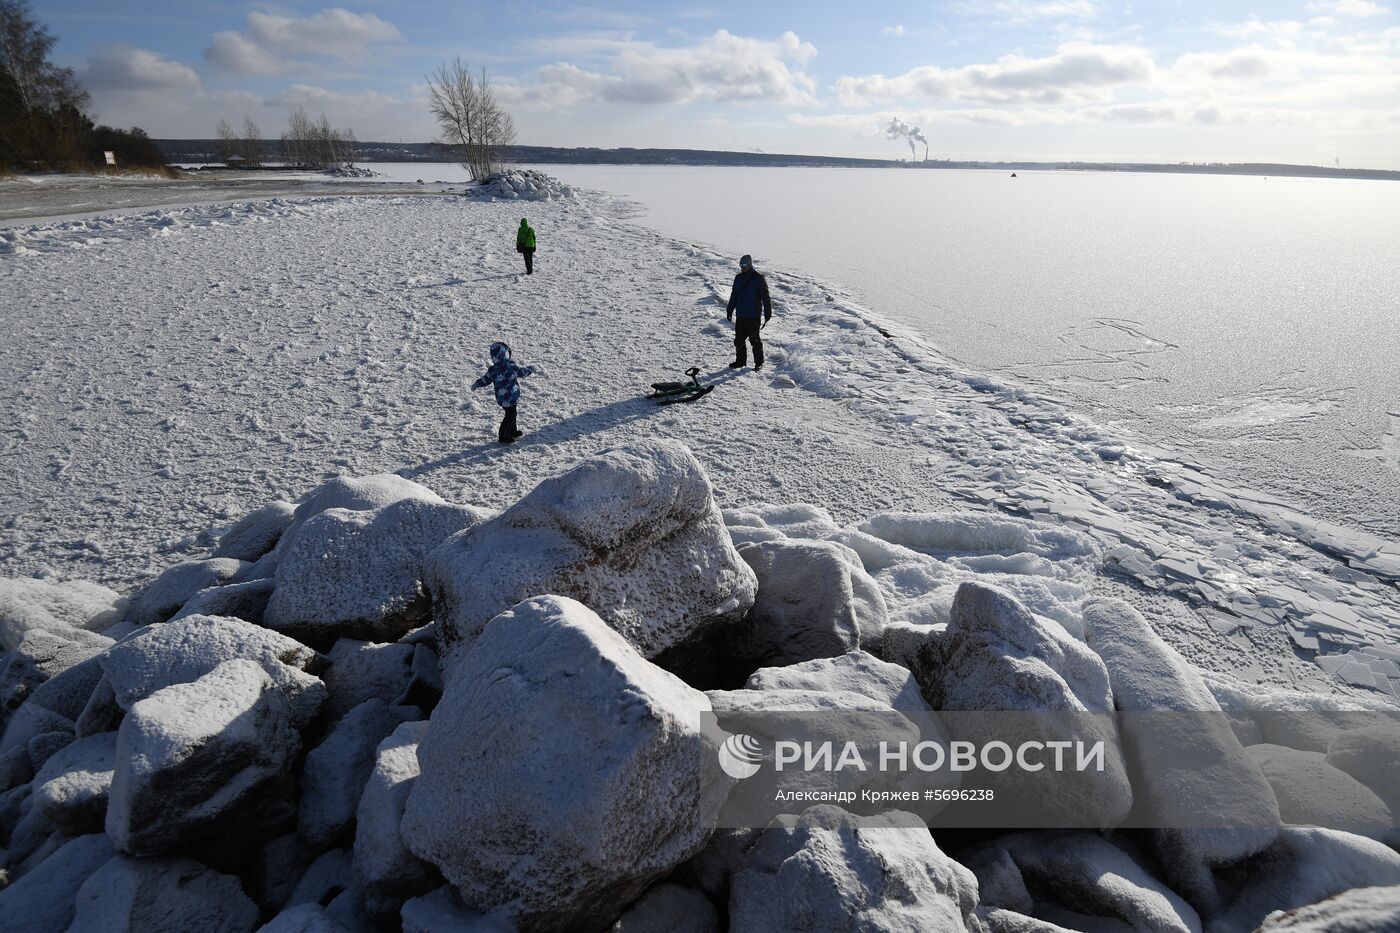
left=516, top=218, right=536, bottom=275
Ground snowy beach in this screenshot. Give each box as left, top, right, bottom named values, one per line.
left=2, top=175, right=1400, bottom=931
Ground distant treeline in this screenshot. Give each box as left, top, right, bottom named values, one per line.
left=154, top=138, right=1400, bottom=182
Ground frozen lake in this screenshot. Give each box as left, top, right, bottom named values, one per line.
left=529, top=164, right=1400, bottom=538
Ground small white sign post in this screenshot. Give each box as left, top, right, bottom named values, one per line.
left=103, top=151, right=116, bottom=166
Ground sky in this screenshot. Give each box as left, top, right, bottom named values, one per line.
left=38, top=0, right=1400, bottom=166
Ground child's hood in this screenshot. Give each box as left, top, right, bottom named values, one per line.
left=489, top=341, right=511, bottom=365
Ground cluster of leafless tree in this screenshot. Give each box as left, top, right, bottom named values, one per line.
left=214, top=117, right=263, bottom=167
left=279, top=106, right=356, bottom=170
left=426, top=58, right=515, bottom=181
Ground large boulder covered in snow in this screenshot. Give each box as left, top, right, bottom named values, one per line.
left=745, top=649, right=929, bottom=712
left=920, top=583, right=1133, bottom=829
left=285, top=473, right=444, bottom=541
left=298, top=698, right=418, bottom=848
left=264, top=498, right=489, bottom=644
left=1, top=652, right=108, bottom=755
left=126, top=558, right=250, bottom=627
left=1247, top=743, right=1395, bottom=839
left=729, top=805, right=982, bottom=932
left=0, top=577, right=126, bottom=652
left=213, top=501, right=297, bottom=561
left=726, top=539, right=887, bottom=668
left=66, top=855, right=259, bottom=933
left=963, top=831, right=1201, bottom=933
left=353, top=720, right=439, bottom=914
left=172, top=578, right=276, bottom=626
left=0, top=832, right=116, bottom=933
left=1082, top=596, right=1281, bottom=914
left=106, top=659, right=301, bottom=854
left=100, top=613, right=323, bottom=727
left=1257, top=884, right=1400, bottom=931
left=319, top=638, right=417, bottom=721
left=1211, top=827, right=1400, bottom=933
left=32, top=729, right=117, bottom=835
left=1327, top=724, right=1400, bottom=813
left=401, top=595, right=730, bottom=931
left=0, top=626, right=112, bottom=728
left=429, top=441, right=756, bottom=668
left=609, top=882, right=718, bottom=933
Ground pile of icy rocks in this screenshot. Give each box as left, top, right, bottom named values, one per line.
left=1, top=440, right=1398, bottom=932
left=324, top=166, right=381, bottom=178
left=469, top=170, right=574, bottom=202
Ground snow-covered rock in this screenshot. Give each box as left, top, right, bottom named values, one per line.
left=126, top=558, right=250, bottom=627
left=400, top=885, right=512, bottom=932
left=729, top=805, right=982, bottom=932
left=1, top=653, right=106, bottom=754
left=609, top=882, right=718, bottom=933
left=214, top=501, right=297, bottom=561
left=257, top=903, right=351, bottom=933
left=1211, top=828, right=1400, bottom=933
left=976, top=907, right=1079, bottom=932
left=858, top=511, right=1098, bottom=562
left=402, top=595, right=729, bottom=931
left=923, top=583, right=1132, bottom=828
left=286, top=849, right=352, bottom=909
left=107, top=659, right=299, bottom=854
left=744, top=649, right=930, bottom=712
left=319, top=638, right=416, bottom=721
left=0, top=627, right=111, bottom=729
left=470, top=169, right=574, bottom=202
left=352, top=719, right=437, bottom=914
left=429, top=441, right=756, bottom=668
left=963, top=831, right=1201, bottom=933
left=727, top=539, right=886, bottom=666
left=32, top=730, right=116, bottom=836
left=1082, top=596, right=1280, bottom=914
left=286, top=474, right=443, bottom=542
left=248, top=832, right=315, bottom=915
left=173, top=578, right=276, bottom=626
left=1247, top=743, right=1394, bottom=838
left=298, top=699, right=418, bottom=847
left=101, top=613, right=323, bottom=727
left=264, top=499, right=489, bottom=644
left=0, top=832, right=114, bottom=932
left=0, top=578, right=126, bottom=652
left=66, top=855, right=259, bottom=933
left=1257, top=884, right=1400, bottom=931
left=1326, top=725, right=1400, bottom=812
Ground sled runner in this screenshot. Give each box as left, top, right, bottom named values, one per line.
left=649, top=366, right=714, bottom=404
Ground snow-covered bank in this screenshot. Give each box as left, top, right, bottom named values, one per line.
left=0, top=180, right=1396, bottom=702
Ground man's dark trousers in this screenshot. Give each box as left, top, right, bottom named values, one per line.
left=499, top=405, right=518, bottom=442
left=522, top=248, right=535, bottom=275
left=734, top=318, right=763, bottom=366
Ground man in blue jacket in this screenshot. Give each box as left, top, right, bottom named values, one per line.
left=726, top=254, right=772, bottom=369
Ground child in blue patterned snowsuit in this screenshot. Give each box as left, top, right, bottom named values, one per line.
left=472, top=341, right=536, bottom=443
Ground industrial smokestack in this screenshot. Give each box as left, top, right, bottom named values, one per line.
left=884, top=117, right=929, bottom=161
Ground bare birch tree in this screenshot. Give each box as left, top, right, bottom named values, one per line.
left=214, top=117, right=238, bottom=163
left=281, top=106, right=352, bottom=169
left=426, top=58, right=514, bottom=181
left=239, top=116, right=262, bottom=166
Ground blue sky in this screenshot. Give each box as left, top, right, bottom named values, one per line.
left=40, top=1, right=1400, bottom=165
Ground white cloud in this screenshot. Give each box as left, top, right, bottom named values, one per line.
left=203, top=7, right=401, bottom=73
left=883, top=25, right=907, bottom=37
left=951, top=1, right=1099, bottom=23
left=835, top=43, right=1155, bottom=105
left=503, top=30, right=817, bottom=108
left=82, top=46, right=201, bottom=92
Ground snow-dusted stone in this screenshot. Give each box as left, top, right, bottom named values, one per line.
left=107, top=659, right=299, bottom=854
left=859, top=511, right=1097, bottom=561
left=729, top=806, right=982, bottom=932
left=249, top=833, right=315, bottom=914
left=0, top=628, right=112, bottom=728
left=976, top=907, right=1079, bottom=932
left=428, top=441, right=757, bottom=668
left=0, top=781, right=29, bottom=840
left=1247, top=744, right=1394, bottom=837
left=286, top=474, right=443, bottom=542
left=320, top=638, right=416, bottom=721
left=1, top=653, right=106, bottom=754
left=101, top=614, right=322, bottom=726
left=401, top=886, right=513, bottom=932
left=26, top=729, right=73, bottom=770
left=0, top=578, right=126, bottom=652
left=745, top=649, right=930, bottom=712
left=1327, top=725, right=1400, bottom=812
left=127, top=558, right=250, bottom=627
left=287, top=849, right=352, bottom=909
left=257, top=903, right=351, bottom=933
left=265, top=499, right=489, bottom=644
left=214, top=501, right=297, bottom=561
left=0, top=833, right=114, bottom=933
left=1082, top=597, right=1280, bottom=914
left=0, top=744, right=30, bottom=792
left=1211, top=828, right=1400, bottom=933
left=728, top=539, right=885, bottom=666
left=67, top=855, right=259, bottom=933
left=32, top=730, right=116, bottom=835
left=402, top=595, right=729, bottom=931
left=610, top=882, right=718, bottom=933
left=353, top=720, right=438, bottom=913
left=963, top=832, right=1201, bottom=933
left=74, top=673, right=122, bottom=736
left=923, top=583, right=1132, bottom=828
left=173, top=578, right=276, bottom=626
left=298, top=699, right=418, bottom=847
left=1257, top=884, right=1400, bottom=931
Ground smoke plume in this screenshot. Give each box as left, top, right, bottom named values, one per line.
left=884, top=117, right=928, bottom=160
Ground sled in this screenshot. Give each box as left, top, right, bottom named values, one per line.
left=648, top=366, right=714, bottom=404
